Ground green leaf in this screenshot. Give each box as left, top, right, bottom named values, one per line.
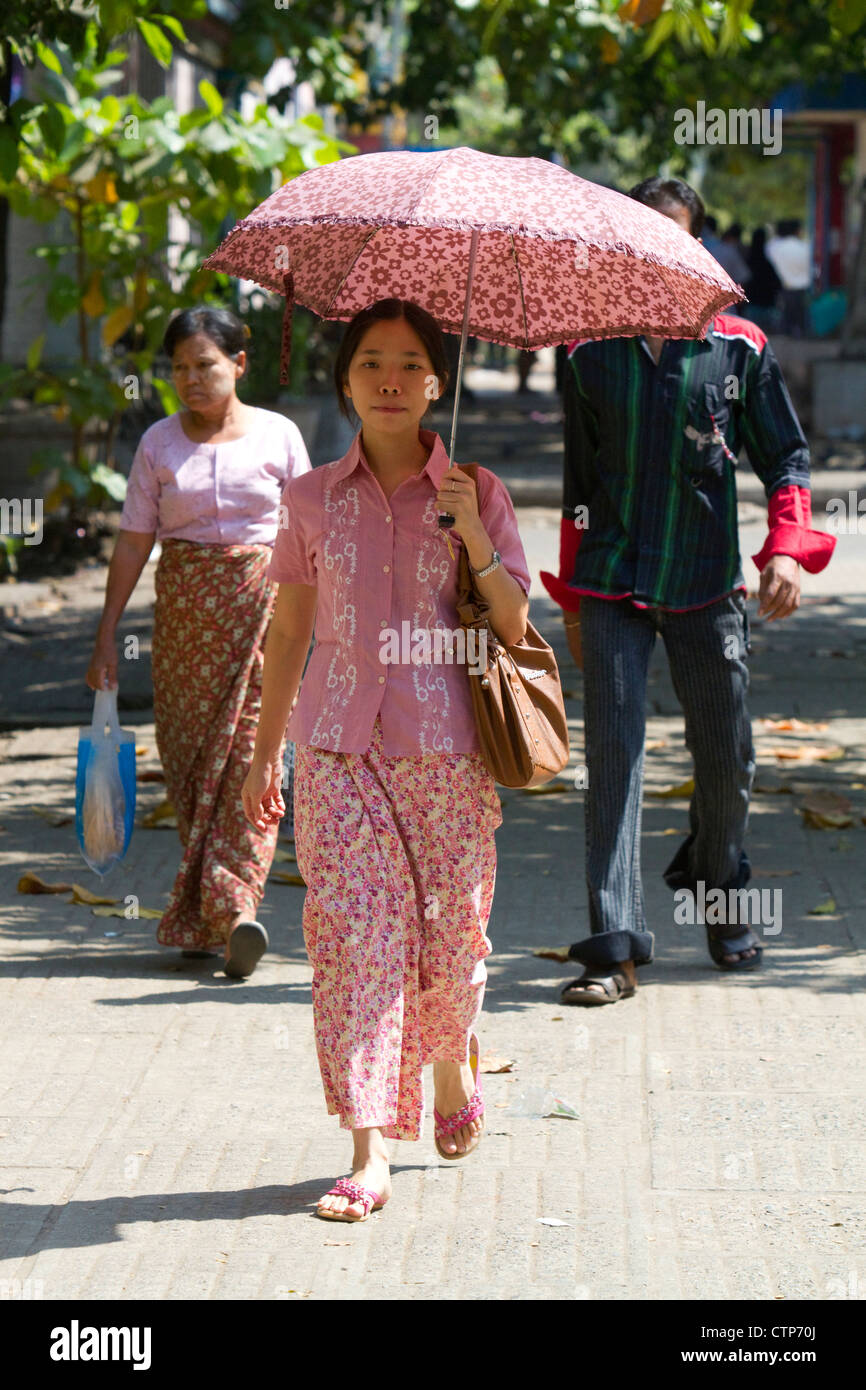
left=151, top=375, right=181, bottom=416
left=155, top=15, right=188, bottom=45
left=179, top=108, right=212, bottom=134
left=26, top=335, right=45, bottom=372
left=34, top=41, right=63, bottom=75
left=197, top=123, right=238, bottom=155
left=830, top=0, right=866, bottom=35
left=198, top=80, right=224, bottom=118
left=37, top=104, right=67, bottom=156
left=136, top=19, right=173, bottom=69
left=691, top=13, right=716, bottom=56
left=98, top=95, right=122, bottom=128
left=642, top=9, right=677, bottom=59
left=90, top=463, right=128, bottom=502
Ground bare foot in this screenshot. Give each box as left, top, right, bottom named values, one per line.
left=433, top=1058, right=483, bottom=1155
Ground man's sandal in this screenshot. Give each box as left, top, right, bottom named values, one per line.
left=706, top=924, right=764, bottom=972
left=433, top=1032, right=484, bottom=1161
left=315, top=1176, right=387, bottom=1223
left=560, top=969, right=636, bottom=1006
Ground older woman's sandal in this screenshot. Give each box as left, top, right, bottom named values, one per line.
left=560, top=970, right=636, bottom=1006
left=224, top=921, right=268, bottom=979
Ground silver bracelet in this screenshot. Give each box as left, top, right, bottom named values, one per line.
left=470, top=549, right=501, bottom=578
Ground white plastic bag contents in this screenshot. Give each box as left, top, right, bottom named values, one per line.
left=75, top=689, right=136, bottom=876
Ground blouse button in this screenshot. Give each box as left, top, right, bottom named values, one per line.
left=383, top=564, right=390, bottom=573
left=385, top=515, right=392, bottom=523
left=380, top=618, right=388, bottom=627
left=378, top=675, right=385, bottom=684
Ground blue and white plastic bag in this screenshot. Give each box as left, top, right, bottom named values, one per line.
left=75, top=689, right=136, bottom=876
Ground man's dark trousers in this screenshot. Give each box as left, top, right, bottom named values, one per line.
left=570, top=591, right=756, bottom=971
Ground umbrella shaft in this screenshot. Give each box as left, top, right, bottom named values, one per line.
left=448, top=227, right=480, bottom=468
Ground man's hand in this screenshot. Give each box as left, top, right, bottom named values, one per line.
left=563, top=613, right=583, bottom=669
left=757, top=554, right=801, bottom=621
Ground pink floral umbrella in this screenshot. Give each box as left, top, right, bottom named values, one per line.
left=202, top=146, right=742, bottom=518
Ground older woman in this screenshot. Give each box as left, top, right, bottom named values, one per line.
left=86, top=306, right=311, bottom=976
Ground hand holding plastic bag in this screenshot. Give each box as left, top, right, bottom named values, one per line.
left=75, top=689, right=136, bottom=876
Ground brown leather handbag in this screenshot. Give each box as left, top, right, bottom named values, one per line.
left=454, top=468, right=570, bottom=788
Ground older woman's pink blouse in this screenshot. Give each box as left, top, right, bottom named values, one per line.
left=267, top=427, right=532, bottom=756
left=119, top=407, right=312, bottom=544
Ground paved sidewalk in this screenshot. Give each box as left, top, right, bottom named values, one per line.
left=1, top=375, right=865, bottom=1300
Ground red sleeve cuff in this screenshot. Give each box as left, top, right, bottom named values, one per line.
left=750, top=484, right=836, bottom=574
left=540, top=516, right=584, bottom=612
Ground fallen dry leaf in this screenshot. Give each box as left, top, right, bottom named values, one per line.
left=521, top=780, right=572, bottom=794
left=323, top=1241, right=352, bottom=1247
left=800, top=791, right=854, bottom=830
left=771, top=745, right=845, bottom=763
left=69, top=885, right=118, bottom=906
left=753, top=776, right=794, bottom=795
left=479, top=1055, right=514, bottom=1073
left=533, top=945, right=571, bottom=962
left=134, top=745, right=148, bottom=756
left=809, top=896, right=837, bottom=916
left=270, top=871, right=305, bottom=886
left=645, top=738, right=668, bottom=751
left=648, top=778, right=695, bottom=798
left=17, top=872, right=73, bottom=895
left=760, top=717, right=829, bottom=733
left=91, top=904, right=163, bottom=919
left=140, top=799, right=176, bottom=828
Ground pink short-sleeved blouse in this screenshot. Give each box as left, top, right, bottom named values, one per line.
left=119, top=407, right=312, bottom=545
left=267, top=426, right=532, bottom=756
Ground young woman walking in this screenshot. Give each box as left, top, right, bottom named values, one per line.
left=241, top=298, right=531, bottom=1221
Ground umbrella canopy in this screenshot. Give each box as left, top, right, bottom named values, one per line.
left=201, top=146, right=743, bottom=387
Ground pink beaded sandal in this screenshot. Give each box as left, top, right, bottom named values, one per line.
left=433, top=1032, right=485, bottom=1162
left=315, top=1176, right=387, bottom=1223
